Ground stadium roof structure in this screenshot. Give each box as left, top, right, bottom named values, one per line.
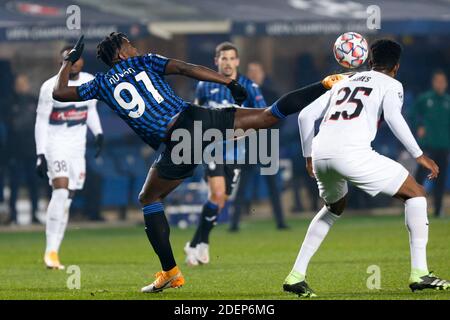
left=85, top=0, right=450, bottom=38
left=0, top=0, right=149, bottom=41
left=1, top=0, right=449, bottom=41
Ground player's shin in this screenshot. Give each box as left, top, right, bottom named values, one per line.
left=45, top=188, right=69, bottom=254
left=189, top=201, right=218, bottom=248
left=287, top=206, right=339, bottom=282
left=269, top=82, right=328, bottom=120
left=404, top=197, right=429, bottom=279
left=143, top=202, right=177, bottom=271
left=186, top=201, right=219, bottom=266
left=198, top=200, right=219, bottom=245
left=55, top=197, right=72, bottom=252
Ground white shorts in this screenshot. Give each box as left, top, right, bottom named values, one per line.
left=46, top=148, right=86, bottom=191
left=313, top=151, right=409, bottom=204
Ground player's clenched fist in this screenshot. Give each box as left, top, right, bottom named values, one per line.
left=36, top=154, right=48, bottom=179
left=227, top=79, right=247, bottom=106
left=64, top=35, right=85, bottom=64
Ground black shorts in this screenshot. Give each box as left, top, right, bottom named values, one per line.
left=204, top=162, right=241, bottom=196
left=152, top=104, right=236, bottom=180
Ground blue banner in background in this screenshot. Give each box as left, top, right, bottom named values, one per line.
left=231, top=20, right=450, bottom=36
left=0, top=0, right=148, bottom=42
left=0, top=23, right=148, bottom=42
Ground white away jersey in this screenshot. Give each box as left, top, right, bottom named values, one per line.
left=311, top=70, right=422, bottom=159
left=35, top=72, right=102, bottom=155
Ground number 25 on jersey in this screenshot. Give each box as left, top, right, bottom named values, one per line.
left=328, top=86, right=373, bottom=121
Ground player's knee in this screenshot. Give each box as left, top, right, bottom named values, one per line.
left=394, top=176, right=426, bottom=201
left=138, top=192, right=147, bottom=205
left=408, top=183, right=426, bottom=199
left=209, top=191, right=226, bottom=209
left=396, top=178, right=426, bottom=201
left=52, top=177, right=69, bottom=189
left=138, top=191, right=159, bottom=206
left=327, top=197, right=347, bottom=216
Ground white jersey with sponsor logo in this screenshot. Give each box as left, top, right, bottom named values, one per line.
left=311, top=70, right=422, bottom=160
left=35, top=72, right=102, bottom=156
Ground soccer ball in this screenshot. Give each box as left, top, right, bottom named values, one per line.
left=333, top=32, right=368, bottom=69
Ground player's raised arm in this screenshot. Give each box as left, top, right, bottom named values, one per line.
left=165, top=59, right=248, bottom=105
left=53, top=36, right=85, bottom=102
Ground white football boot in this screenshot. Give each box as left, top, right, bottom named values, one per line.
left=196, top=243, right=210, bottom=265
left=184, top=242, right=199, bottom=266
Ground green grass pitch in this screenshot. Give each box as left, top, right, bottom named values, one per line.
left=0, top=215, right=449, bottom=300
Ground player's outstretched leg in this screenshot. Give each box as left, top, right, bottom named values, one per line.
left=233, top=74, right=348, bottom=132
left=394, top=175, right=450, bottom=292
left=139, top=168, right=186, bottom=293
left=284, top=197, right=345, bottom=298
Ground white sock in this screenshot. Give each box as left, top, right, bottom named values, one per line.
left=55, top=198, right=72, bottom=253
left=405, top=197, right=429, bottom=274
left=292, top=206, right=339, bottom=275
left=45, top=189, right=69, bottom=254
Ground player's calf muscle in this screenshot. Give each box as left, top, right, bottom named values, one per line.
left=234, top=108, right=278, bottom=131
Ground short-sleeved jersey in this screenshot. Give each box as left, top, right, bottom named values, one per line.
left=195, top=74, right=266, bottom=109
left=312, top=70, right=406, bottom=159
left=77, top=54, right=189, bottom=149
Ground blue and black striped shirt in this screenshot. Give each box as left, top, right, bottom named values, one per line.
left=77, top=54, right=189, bottom=149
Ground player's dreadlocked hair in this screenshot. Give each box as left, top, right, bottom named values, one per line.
left=97, top=32, right=127, bottom=67
left=369, top=39, right=402, bottom=72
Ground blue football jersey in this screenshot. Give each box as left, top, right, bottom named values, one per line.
left=77, top=54, right=189, bottom=149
